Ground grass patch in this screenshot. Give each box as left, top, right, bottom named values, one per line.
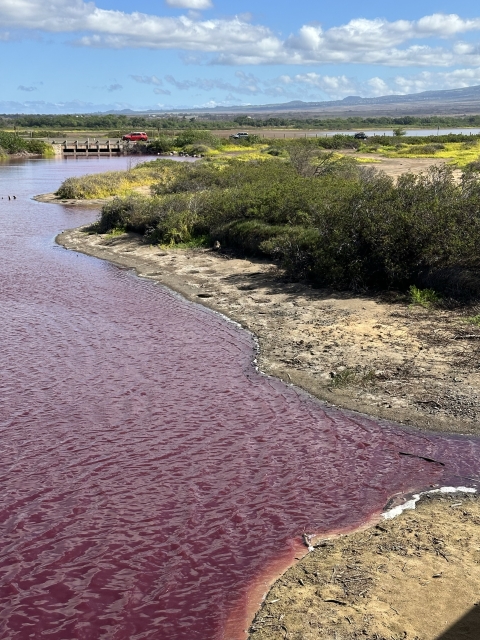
left=465, top=315, right=480, bottom=327
left=356, top=157, right=382, bottom=163
left=328, top=368, right=377, bottom=388
left=409, top=285, right=441, bottom=307
left=373, top=140, right=480, bottom=167
left=159, top=235, right=209, bottom=249
left=104, top=227, right=126, bottom=237
left=328, top=369, right=357, bottom=388
left=55, top=160, right=179, bottom=199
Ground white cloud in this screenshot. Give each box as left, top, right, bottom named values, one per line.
left=276, top=68, right=480, bottom=100
left=18, top=84, right=37, bottom=92
left=0, top=99, right=135, bottom=113
left=164, top=70, right=262, bottom=94
left=165, top=0, right=213, bottom=9
left=130, top=75, right=164, bottom=85
left=1, top=3, right=480, bottom=68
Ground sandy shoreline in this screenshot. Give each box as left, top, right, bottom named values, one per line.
left=58, top=226, right=480, bottom=436
left=248, top=491, right=480, bottom=640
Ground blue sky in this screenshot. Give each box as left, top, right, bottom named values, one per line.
left=1, top=0, right=480, bottom=112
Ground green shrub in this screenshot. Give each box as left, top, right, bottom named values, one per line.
left=146, top=136, right=175, bottom=154
left=0, top=131, right=53, bottom=156
left=230, top=134, right=261, bottom=146
left=409, top=285, right=441, bottom=306
left=92, top=159, right=480, bottom=294
left=182, top=143, right=210, bottom=156
left=174, top=130, right=224, bottom=149
left=263, top=146, right=287, bottom=157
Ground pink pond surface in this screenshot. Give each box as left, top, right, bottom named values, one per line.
left=0, top=157, right=479, bottom=640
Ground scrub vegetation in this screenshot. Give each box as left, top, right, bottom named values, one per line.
left=55, top=161, right=180, bottom=199
left=361, top=136, right=480, bottom=167
left=62, top=134, right=480, bottom=296
left=0, top=131, right=54, bottom=157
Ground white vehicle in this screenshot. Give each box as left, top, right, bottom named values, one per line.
left=229, top=132, right=250, bottom=139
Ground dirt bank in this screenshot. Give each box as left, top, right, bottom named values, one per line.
left=248, top=491, right=480, bottom=640
left=58, top=227, right=480, bottom=436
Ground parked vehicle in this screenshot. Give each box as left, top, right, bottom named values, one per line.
left=354, top=132, right=368, bottom=139
left=229, top=132, right=250, bottom=139
left=122, top=132, right=148, bottom=141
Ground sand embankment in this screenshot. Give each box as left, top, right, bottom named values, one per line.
left=58, top=227, right=480, bottom=436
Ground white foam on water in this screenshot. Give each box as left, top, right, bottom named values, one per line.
left=382, top=486, right=477, bottom=520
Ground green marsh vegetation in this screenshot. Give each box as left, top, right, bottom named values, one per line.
left=0, top=131, right=54, bottom=157
left=55, top=160, right=181, bottom=199
left=57, top=134, right=480, bottom=296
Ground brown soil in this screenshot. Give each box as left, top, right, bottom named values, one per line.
left=248, top=492, right=480, bottom=640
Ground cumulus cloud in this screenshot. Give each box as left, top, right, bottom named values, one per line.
left=165, top=0, right=213, bottom=9
left=0, top=0, right=480, bottom=67
left=0, top=2, right=480, bottom=67
left=276, top=68, right=480, bottom=99
left=18, top=85, right=37, bottom=91
left=107, top=83, right=122, bottom=91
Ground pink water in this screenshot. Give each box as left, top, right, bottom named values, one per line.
left=1, top=157, right=480, bottom=640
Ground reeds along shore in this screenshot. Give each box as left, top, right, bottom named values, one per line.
left=56, top=136, right=480, bottom=299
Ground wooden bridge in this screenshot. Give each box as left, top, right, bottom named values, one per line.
left=59, top=139, right=126, bottom=156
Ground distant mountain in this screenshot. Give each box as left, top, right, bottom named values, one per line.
left=104, top=84, right=480, bottom=117
left=200, top=84, right=480, bottom=113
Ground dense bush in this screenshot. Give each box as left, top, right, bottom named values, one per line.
left=0, top=131, right=53, bottom=156
left=93, top=158, right=480, bottom=292
left=146, top=136, right=176, bottom=154
left=174, top=130, right=225, bottom=149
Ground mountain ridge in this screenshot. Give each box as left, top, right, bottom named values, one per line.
left=105, top=84, right=480, bottom=116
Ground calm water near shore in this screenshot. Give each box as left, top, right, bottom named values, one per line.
left=2, top=156, right=480, bottom=639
